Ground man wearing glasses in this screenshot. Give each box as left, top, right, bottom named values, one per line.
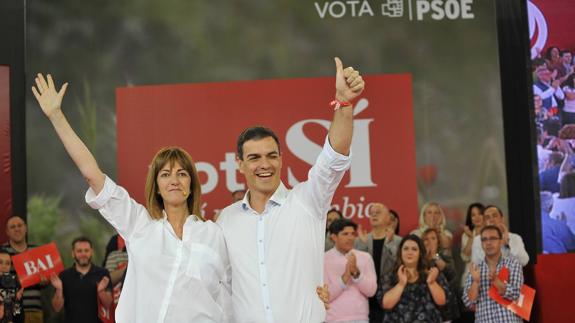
left=463, top=225, right=524, bottom=322
left=471, top=205, right=529, bottom=266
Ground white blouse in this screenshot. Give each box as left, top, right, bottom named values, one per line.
left=86, top=176, right=232, bottom=323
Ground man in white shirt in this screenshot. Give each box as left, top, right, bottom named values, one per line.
left=471, top=205, right=529, bottom=266
left=217, top=57, right=365, bottom=323
left=533, top=65, right=565, bottom=111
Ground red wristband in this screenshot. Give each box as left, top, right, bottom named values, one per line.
left=330, top=99, right=352, bottom=111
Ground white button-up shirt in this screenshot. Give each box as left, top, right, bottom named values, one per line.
left=86, top=176, right=232, bottom=323
left=217, top=137, right=351, bottom=323
left=471, top=232, right=529, bottom=266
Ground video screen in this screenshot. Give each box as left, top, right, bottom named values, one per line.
left=529, top=0, right=575, bottom=254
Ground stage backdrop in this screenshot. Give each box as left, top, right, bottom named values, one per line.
left=26, top=0, right=506, bottom=268
left=116, top=75, right=418, bottom=229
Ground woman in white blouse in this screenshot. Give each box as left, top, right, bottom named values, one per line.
left=32, top=74, right=232, bottom=323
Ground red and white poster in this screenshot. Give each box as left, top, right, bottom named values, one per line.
left=489, top=267, right=536, bottom=321
left=12, top=242, right=64, bottom=288
left=116, top=75, right=418, bottom=232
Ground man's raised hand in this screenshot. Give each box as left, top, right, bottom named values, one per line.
left=334, top=57, right=365, bottom=103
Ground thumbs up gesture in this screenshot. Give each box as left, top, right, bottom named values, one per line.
left=334, top=57, right=365, bottom=102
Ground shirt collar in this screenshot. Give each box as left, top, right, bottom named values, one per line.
left=333, top=247, right=353, bottom=257
left=161, top=210, right=199, bottom=242
left=242, top=181, right=289, bottom=211
left=161, top=210, right=199, bottom=222
left=74, top=263, right=95, bottom=275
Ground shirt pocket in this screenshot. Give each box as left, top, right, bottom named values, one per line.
left=185, top=243, right=225, bottom=288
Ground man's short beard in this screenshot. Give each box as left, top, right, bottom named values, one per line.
left=74, top=257, right=92, bottom=268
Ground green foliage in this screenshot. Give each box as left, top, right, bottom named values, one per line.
left=27, top=195, right=62, bottom=245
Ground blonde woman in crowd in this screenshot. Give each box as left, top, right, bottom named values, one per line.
left=410, top=202, right=453, bottom=254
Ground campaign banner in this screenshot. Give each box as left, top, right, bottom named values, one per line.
left=116, top=75, right=418, bottom=232
left=489, top=266, right=536, bottom=321
left=529, top=0, right=575, bottom=58
left=12, top=242, right=64, bottom=288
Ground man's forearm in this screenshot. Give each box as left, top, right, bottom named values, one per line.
left=328, top=106, right=353, bottom=156
left=52, top=288, right=64, bottom=312
left=98, top=290, right=113, bottom=308
left=467, top=281, right=480, bottom=302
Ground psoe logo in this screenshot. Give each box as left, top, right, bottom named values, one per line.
left=527, top=0, right=547, bottom=59
left=414, top=0, right=474, bottom=20
left=314, top=0, right=475, bottom=21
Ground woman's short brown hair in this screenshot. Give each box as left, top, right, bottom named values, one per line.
left=145, top=147, right=203, bottom=221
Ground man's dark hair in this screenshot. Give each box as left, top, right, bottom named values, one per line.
left=71, top=236, right=93, bottom=249
left=548, top=152, right=564, bottom=167
left=327, top=208, right=343, bottom=219
left=484, top=205, right=504, bottom=217
left=560, top=50, right=572, bottom=57
left=236, top=126, right=281, bottom=160
left=5, top=215, right=26, bottom=226
left=560, top=173, right=575, bottom=198
left=328, top=219, right=357, bottom=235
left=532, top=58, right=547, bottom=71
left=480, top=225, right=503, bottom=239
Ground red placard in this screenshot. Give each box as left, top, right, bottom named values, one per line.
left=116, top=75, right=419, bottom=234
left=11, top=242, right=64, bottom=288
left=489, top=266, right=536, bottom=321
left=98, top=297, right=114, bottom=323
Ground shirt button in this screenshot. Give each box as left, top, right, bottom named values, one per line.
left=266, top=306, right=270, bottom=310
left=263, top=283, right=267, bottom=287
left=260, top=262, right=264, bottom=265
left=259, top=239, right=263, bottom=243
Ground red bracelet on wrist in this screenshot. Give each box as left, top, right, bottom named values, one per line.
left=330, top=99, right=352, bottom=111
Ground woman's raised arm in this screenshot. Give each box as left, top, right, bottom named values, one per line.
left=32, top=73, right=105, bottom=194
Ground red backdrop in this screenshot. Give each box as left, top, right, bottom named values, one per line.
left=0, top=66, right=12, bottom=242
left=529, top=0, right=575, bottom=55
left=116, top=74, right=419, bottom=234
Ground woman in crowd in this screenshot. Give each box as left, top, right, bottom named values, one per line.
left=546, top=46, right=562, bottom=73
left=561, top=73, right=575, bottom=125
left=458, top=203, right=484, bottom=323
left=460, top=203, right=484, bottom=283
left=423, top=229, right=459, bottom=323
left=379, top=235, right=449, bottom=323
left=390, top=209, right=401, bottom=235
left=32, top=74, right=232, bottom=322
left=411, top=202, right=453, bottom=254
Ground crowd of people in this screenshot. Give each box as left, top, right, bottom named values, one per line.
left=0, top=203, right=531, bottom=323
left=532, top=46, right=575, bottom=254
left=323, top=203, right=529, bottom=323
